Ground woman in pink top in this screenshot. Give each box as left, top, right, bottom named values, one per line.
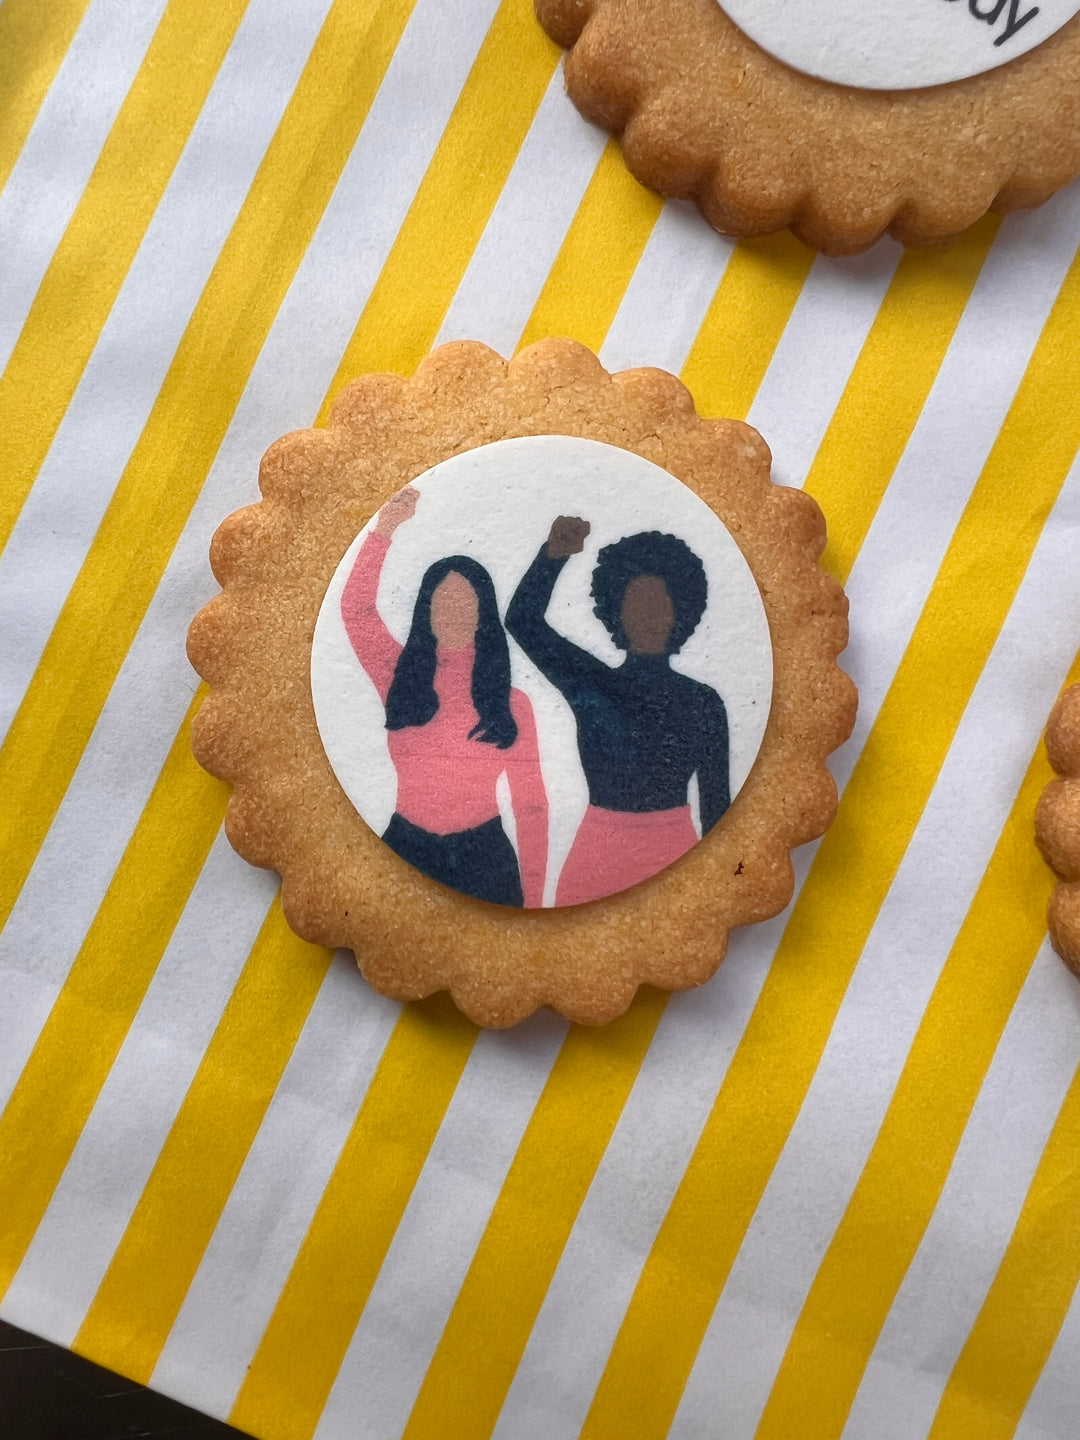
left=340, top=486, right=548, bottom=908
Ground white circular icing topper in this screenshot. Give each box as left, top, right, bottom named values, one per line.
left=311, top=436, right=773, bottom=909
left=721, top=0, right=1078, bottom=90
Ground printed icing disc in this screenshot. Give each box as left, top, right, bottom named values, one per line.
left=310, top=436, right=773, bottom=909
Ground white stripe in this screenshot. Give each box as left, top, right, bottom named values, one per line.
left=0, top=0, right=335, bottom=746
left=436, top=74, right=605, bottom=357
left=747, top=242, right=900, bottom=486
left=1, top=832, right=277, bottom=1346
left=0, top=0, right=168, bottom=376
left=150, top=958, right=401, bottom=1419
left=313, top=1013, right=567, bottom=1440
left=598, top=201, right=733, bottom=376
left=0, top=0, right=502, bottom=1099
left=0, top=971, right=63, bottom=1124
left=843, top=944, right=1080, bottom=1440
left=669, top=446, right=1080, bottom=1440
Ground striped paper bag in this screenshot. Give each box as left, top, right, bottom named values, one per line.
left=1, top=1, right=1079, bottom=1437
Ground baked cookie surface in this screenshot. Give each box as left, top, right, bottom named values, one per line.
left=1037, top=682, right=1080, bottom=977
left=188, top=339, right=855, bottom=1027
left=536, top=0, right=1080, bottom=254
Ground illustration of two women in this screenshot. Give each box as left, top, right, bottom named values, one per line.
left=340, top=486, right=730, bottom=908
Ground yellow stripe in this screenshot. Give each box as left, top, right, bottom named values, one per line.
left=757, top=653, right=1080, bottom=1440
left=517, top=139, right=662, bottom=353
left=0, top=0, right=93, bottom=195
left=0, top=0, right=251, bottom=557
left=681, top=232, right=815, bottom=420
left=0, top=0, right=418, bottom=937
left=578, top=238, right=1079, bottom=1440
left=808, top=217, right=1000, bottom=579
left=318, top=0, right=561, bottom=416
left=929, top=1058, right=1080, bottom=1439
left=400, top=991, right=668, bottom=1440
left=228, top=997, right=478, bottom=1440
left=0, top=694, right=224, bottom=1298
left=74, top=902, right=332, bottom=1381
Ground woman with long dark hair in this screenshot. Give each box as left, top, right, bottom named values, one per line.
left=340, top=486, right=548, bottom=907
left=507, top=515, right=729, bottom=906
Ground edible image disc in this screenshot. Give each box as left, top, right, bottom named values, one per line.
left=720, top=0, right=1078, bottom=91
left=311, top=436, right=773, bottom=908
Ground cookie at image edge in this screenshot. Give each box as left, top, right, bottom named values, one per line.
left=536, top=0, right=1080, bottom=255
left=1037, top=682, right=1080, bottom=977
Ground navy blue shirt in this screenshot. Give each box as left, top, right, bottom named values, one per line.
left=506, top=548, right=731, bottom=833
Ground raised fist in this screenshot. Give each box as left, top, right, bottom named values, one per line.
left=374, top=485, right=420, bottom=537
left=546, top=515, right=591, bottom=559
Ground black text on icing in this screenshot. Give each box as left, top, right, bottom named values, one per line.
left=943, top=0, right=1041, bottom=48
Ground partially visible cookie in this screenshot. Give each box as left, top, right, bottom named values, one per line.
left=1037, top=683, right=1080, bottom=977
left=536, top=0, right=1080, bottom=255
left=188, top=338, right=856, bottom=1027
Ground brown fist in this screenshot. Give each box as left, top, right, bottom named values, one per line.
left=546, top=515, right=590, bottom=559
left=374, top=485, right=420, bottom=537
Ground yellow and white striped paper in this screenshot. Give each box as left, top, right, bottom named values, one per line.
left=2, top=1, right=1080, bottom=1437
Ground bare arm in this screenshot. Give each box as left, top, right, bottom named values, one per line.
left=339, top=487, right=419, bottom=702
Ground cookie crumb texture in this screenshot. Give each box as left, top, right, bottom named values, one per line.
left=188, top=340, right=855, bottom=1027
left=536, top=0, right=1080, bottom=254
left=1037, top=683, right=1080, bottom=978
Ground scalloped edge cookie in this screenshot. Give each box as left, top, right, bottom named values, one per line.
left=536, top=0, right=1080, bottom=255
left=187, top=339, right=856, bottom=1027
left=1036, top=682, right=1080, bottom=977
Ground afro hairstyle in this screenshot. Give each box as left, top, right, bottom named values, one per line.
left=590, top=530, right=708, bottom=654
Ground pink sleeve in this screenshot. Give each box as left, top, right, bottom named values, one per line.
left=340, top=531, right=401, bottom=703
left=506, top=691, right=549, bottom=909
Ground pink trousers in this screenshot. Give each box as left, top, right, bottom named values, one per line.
left=555, top=804, right=698, bottom=907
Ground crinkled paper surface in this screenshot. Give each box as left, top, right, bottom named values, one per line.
left=1, top=1, right=1079, bottom=1438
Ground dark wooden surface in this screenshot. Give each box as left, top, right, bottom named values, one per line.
left=0, top=1320, right=252, bottom=1440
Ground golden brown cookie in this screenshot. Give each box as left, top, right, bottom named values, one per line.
left=536, top=0, right=1080, bottom=255
left=1037, top=682, right=1080, bottom=977
left=188, top=339, right=855, bottom=1027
